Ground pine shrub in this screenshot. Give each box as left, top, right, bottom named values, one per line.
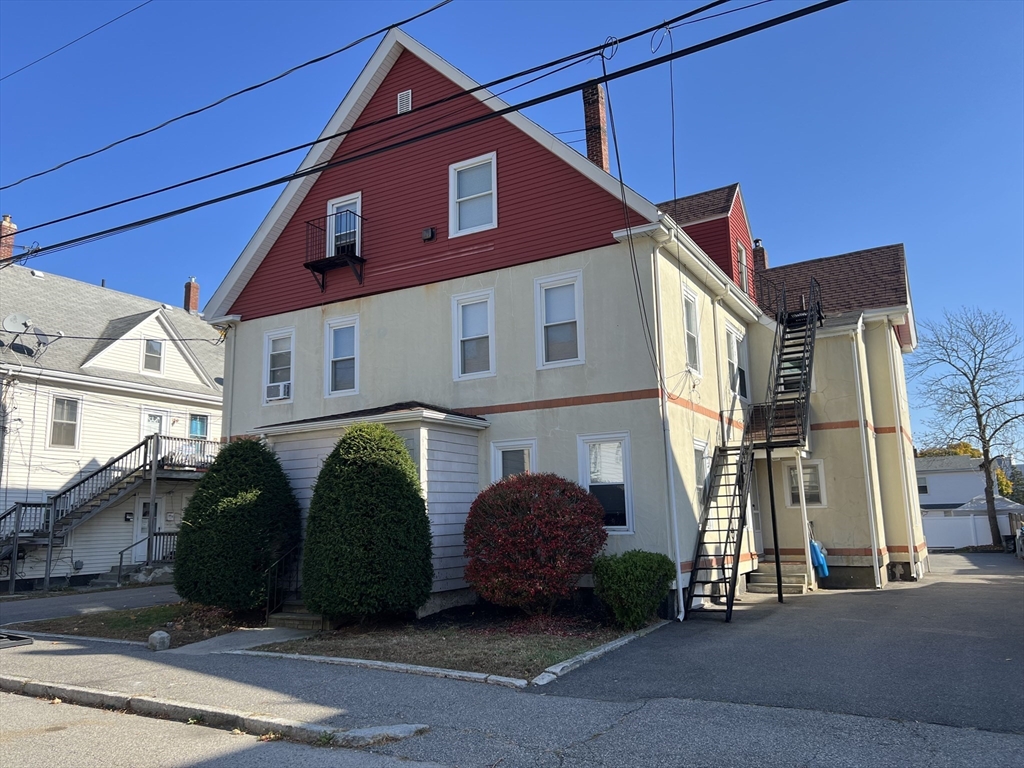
left=174, top=439, right=300, bottom=612
left=302, top=423, right=433, bottom=618
left=464, top=473, right=608, bottom=614
left=593, top=550, right=676, bottom=630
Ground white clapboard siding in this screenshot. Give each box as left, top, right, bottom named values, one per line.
left=84, top=314, right=207, bottom=388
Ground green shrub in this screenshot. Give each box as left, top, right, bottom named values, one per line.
left=302, top=423, right=433, bottom=618
left=593, top=550, right=676, bottom=630
left=174, top=439, right=300, bottom=612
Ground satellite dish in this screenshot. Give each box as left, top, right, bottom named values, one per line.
left=2, top=313, right=31, bottom=334
left=33, top=326, right=55, bottom=347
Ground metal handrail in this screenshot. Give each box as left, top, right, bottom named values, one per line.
left=264, top=544, right=301, bottom=621
left=116, top=535, right=152, bottom=587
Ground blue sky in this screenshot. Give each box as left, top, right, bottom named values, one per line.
left=1, top=1, right=1021, bottom=436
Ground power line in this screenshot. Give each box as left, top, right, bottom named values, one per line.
left=8, top=1, right=733, bottom=240
left=9, top=0, right=849, bottom=264
left=0, top=0, right=454, bottom=191
left=0, top=0, right=154, bottom=83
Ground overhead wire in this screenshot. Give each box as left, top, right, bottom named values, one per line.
left=7, top=1, right=734, bottom=241
left=0, top=0, right=455, bottom=190
left=7, top=0, right=849, bottom=265
left=0, top=0, right=155, bottom=83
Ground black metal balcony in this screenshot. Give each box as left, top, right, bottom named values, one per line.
left=304, top=209, right=365, bottom=292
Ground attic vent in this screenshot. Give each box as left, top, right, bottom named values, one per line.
left=397, top=89, right=412, bottom=114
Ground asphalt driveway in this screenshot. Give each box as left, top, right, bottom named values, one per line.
left=543, top=553, right=1024, bottom=734
left=0, top=585, right=179, bottom=626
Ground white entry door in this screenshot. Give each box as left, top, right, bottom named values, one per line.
left=133, top=498, right=162, bottom=563
left=142, top=410, right=166, bottom=437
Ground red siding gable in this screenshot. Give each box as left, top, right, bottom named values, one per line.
left=229, top=51, right=649, bottom=320
left=729, top=194, right=755, bottom=300
left=682, top=217, right=731, bottom=278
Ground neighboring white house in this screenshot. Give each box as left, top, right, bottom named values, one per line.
left=915, top=455, right=987, bottom=515
left=0, top=262, right=224, bottom=589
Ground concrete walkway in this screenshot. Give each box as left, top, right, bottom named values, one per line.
left=0, top=585, right=179, bottom=626
left=164, top=627, right=311, bottom=655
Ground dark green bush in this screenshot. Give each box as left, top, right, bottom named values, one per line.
left=302, top=423, right=433, bottom=618
left=593, top=550, right=676, bottom=630
left=174, top=439, right=301, bottom=612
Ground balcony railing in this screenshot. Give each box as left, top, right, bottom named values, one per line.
left=304, top=209, right=366, bottom=291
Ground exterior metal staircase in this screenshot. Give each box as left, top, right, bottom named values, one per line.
left=683, top=414, right=755, bottom=622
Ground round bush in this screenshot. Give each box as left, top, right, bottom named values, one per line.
left=464, top=473, right=608, bottom=614
left=174, top=439, right=301, bottom=612
left=593, top=550, right=676, bottom=630
left=302, top=423, right=433, bottom=618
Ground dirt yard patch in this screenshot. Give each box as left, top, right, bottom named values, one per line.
left=8, top=603, right=260, bottom=647
left=257, top=606, right=630, bottom=680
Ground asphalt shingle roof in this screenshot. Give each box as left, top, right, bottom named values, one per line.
left=0, top=265, right=223, bottom=396
left=257, top=401, right=486, bottom=430
left=916, top=456, right=984, bottom=473
left=657, top=183, right=738, bottom=225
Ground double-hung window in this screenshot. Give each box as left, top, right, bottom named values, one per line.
left=189, top=414, right=209, bottom=440
left=737, top=242, right=749, bottom=293
left=452, top=289, right=495, bottom=379
left=578, top=432, right=632, bottom=531
left=726, top=326, right=749, bottom=400
left=449, top=153, right=496, bottom=237
left=787, top=462, right=825, bottom=507
left=327, top=194, right=361, bottom=260
left=324, top=316, right=358, bottom=396
left=694, top=441, right=710, bottom=502
left=143, top=339, right=163, bottom=373
left=683, top=291, right=700, bottom=374
left=917, top=476, right=928, bottom=495
left=491, top=439, right=538, bottom=483
left=50, top=396, right=80, bottom=448
left=264, top=329, right=294, bottom=404
left=536, top=271, right=584, bottom=369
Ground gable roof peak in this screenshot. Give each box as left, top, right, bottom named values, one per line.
left=656, top=182, right=740, bottom=226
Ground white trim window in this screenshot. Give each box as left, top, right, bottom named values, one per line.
left=264, top=329, right=295, bottom=404
left=189, top=414, right=209, bottom=440
left=725, top=325, right=749, bottom=401
left=49, top=396, right=81, bottom=448
left=142, top=338, right=164, bottom=374
left=917, top=475, right=928, bottom=495
left=683, top=290, right=701, bottom=374
left=142, top=409, right=168, bottom=438
left=324, top=316, right=359, bottom=396
left=326, top=193, right=361, bottom=260
left=693, top=439, right=710, bottom=502
left=737, top=242, right=749, bottom=293
left=452, top=289, right=495, bottom=380
left=536, top=270, right=584, bottom=369
left=787, top=461, right=826, bottom=507
left=449, top=152, right=497, bottom=237
left=491, top=439, right=538, bottom=483
left=578, top=432, right=632, bottom=532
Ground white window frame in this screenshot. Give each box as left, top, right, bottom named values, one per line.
left=263, top=328, right=295, bottom=405
left=737, top=241, right=749, bottom=293
left=188, top=413, right=210, bottom=440
left=917, top=475, right=929, bottom=495
left=323, top=315, right=359, bottom=397
left=141, top=337, right=165, bottom=375
left=535, top=270, right=585, bottom=370
left=693, top=439, right=710, bottom=501
left=577, top=431, right=633, bottom=534
left=490, top=438, right=538, bottom=483
left=48, top=394, right=82, bottom=449
left=682, top=289, right=702, bottom=375
left=452, top=288, right=496, bottom=380
left=325, top=193, right=362, bottom=261
left=725, top=324, right=750, bottom=402
left=449, top=152, right=497, bottom=238
left=785, top=459, right=827, bottom=508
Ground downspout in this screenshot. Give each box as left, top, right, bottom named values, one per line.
left=652, top=243, right=687, bottom=620
left=794, top=449, right=815, bottom=587
left=224, top=324, right=237, bottom=441
left=851, top=318, right=882, bottom=589
left=886, top=320, right=919, bottom=580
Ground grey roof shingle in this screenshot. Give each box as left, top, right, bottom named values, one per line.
left=257, top=401, right=486, bottom=430
left=0, top=265, right=223, bottom=396
left=915, top=456, right=983, bottom=473
left=657, top=183, right=738, bottom=225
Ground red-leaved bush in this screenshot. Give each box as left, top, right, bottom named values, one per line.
left=464, top=473, right=608, bottom=614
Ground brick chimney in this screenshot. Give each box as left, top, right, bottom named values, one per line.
left=753, top=238, right=768, bottom=273
left=184, top=276, right=200, bottom=313
left=0, top=214, right=16, bottom=265
left=582, top=84, right=609, bottom=173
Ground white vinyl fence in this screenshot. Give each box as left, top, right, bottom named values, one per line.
left=922, top=513, right=1010, bottom=549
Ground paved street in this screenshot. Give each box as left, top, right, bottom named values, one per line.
left=0, top=585, right=179, bottom=626
left=0, top=554, right=1021, bottom=766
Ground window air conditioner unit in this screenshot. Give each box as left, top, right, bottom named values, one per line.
left=266, top=382, right=291, bottom=401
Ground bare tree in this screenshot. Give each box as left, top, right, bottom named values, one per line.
left=910, top=308, right=1024, bottom=546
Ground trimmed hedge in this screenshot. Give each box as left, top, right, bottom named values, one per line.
left=302, top=423, right=433, bottom=618
left=464, top=473, right=607, bottom=614
left=593, top=550, right=676, bottom=630
left=174, top=439, right=300, bottom=612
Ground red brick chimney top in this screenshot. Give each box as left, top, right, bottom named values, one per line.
left=582, top=84, right=610, bottom=173
left=184, top=277, right=200, bottom=314
left=0, top=214, right=16, bottom=265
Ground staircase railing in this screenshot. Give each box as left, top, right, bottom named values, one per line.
left=0, top=502, right=49, bottom=540
left=116, top=531, right=178, bottom=585
left=265, top=544, right=301, bottom=621
left=758, top=274, right=787, bottom=446
left=50, top=437, right=152, bottom=528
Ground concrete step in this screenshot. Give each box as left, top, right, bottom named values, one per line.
left=754, top=562, right=808, bottom=575
left=281, top=601, right=310, bottom=614
left=267, top=612, right=324, bottom=631
left=749, top=572, right=808, bottom=586
left=747, top=582, right=807, bottom=595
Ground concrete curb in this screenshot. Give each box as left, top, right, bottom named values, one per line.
left=530, top=620, right=670, bottom=686
left=226, top=650, right=530, bottom=689
left=3, top=630, right=147, bottom=647
left=0, top=674, right=428, bottom=746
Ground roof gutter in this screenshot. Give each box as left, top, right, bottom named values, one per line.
left=0, top=364, right=223, bottom=406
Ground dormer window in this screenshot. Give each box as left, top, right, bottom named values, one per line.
left=143, top=339, right=163, bottom=373
left=449, top=153, right=496, bottom=237
left=737, top=242, right=749, bottom=293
